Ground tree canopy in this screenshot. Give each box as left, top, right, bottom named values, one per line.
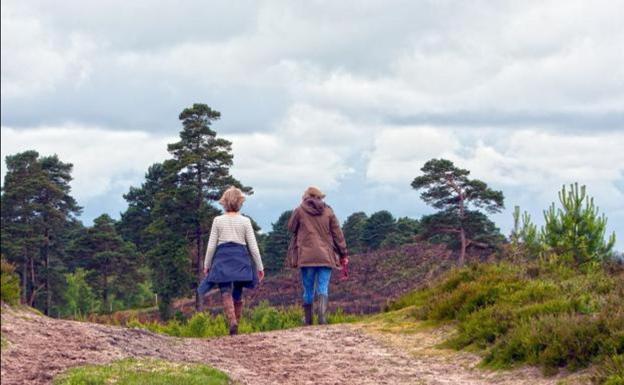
left=542, top=183, right=616, bottom=266
left=362, top=211, right=396, bottom=251
left=1, top=151, right=82, bottom=314
left=342, top=212, right=368, bottom=254
left=263, top=210, right=293, bottom=272
left=411, top=159, right=504, bottom=264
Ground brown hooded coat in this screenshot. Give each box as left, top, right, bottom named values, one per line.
left=287, top=197, right=348, bottom=268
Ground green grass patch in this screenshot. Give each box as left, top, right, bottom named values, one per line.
left=53, top=358, right=232, bottom=385
left=1, top=258, right=21, bottom=306
left=387, top=261, right=624, bottom=380
left=128, top=301, right=361, bottom=338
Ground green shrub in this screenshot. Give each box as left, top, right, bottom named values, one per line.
left=62, top=268, right=100, bottom=318
left=248, top=301, right=302, bottom=331
left=416, top=264, right=523, bottom=321
left=328, top=308, right=361, bottom=324
left=0, top=258, right=20, bottom=305
left=447, top=304, right=514, bottom=349
left=128, top=301, right=358, bottom=338
left=388, top=261, right=624, bottom=376
left=486, top=312, right=623, bottom=374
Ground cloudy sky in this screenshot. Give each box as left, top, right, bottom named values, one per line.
left=2, top=0, right=623, bottom=248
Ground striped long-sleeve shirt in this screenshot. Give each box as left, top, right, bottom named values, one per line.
left=204, top=214, right=264, bottom=271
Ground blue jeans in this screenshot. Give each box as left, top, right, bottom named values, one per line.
left=300, top=267, right=332, bottom=305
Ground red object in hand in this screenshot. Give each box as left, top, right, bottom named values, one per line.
left=340, top=257, right=349, bottom=281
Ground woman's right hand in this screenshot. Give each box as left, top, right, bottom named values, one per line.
left=203, top=267, right=209, bottom=276
left=258, top=270, right=265, bottom=282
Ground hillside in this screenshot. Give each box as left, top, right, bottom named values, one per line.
left=0, top=304, right=587, bottom=385
left=185, top=243, right=462, bottom=316
left=91, top=242, right=459, bottom=324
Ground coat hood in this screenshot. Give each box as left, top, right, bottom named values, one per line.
left=301, top=197, right=326, bottom=216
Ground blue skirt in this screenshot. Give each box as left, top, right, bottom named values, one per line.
left=197, top=242, right=258, bottom=296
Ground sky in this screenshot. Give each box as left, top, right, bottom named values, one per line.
left=1, top=0, right=623, bottom=249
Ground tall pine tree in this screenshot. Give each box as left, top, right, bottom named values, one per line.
left=1, top=151, right=81, bottom=314
left=166, top=103, right=251, bottom=310
left=411, top=159, right=504, bottom=265
left=118, top=163, right=167, bottom=251
left=69, top=214, right=142, bottom=312
left=120, top=104, right=252, bottom=317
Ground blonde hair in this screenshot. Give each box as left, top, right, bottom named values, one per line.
left=219, top=187, right=246, bottom=212
left=302, top=186, right=326, bottom=200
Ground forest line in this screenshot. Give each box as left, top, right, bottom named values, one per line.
left=1, top=103, right=618, bottom=320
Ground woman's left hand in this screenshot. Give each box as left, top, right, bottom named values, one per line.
left=258, top=270, right=265, bottom=282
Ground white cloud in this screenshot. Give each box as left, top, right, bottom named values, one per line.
left=0, top=125, right=174, bottom=200
left=366, top=126, right=462, bottom=183
left=227, top=104, right=358, bottom=196
left=2, top=0, right=623, bottom=243
left=366, top=126, right=624, bottom=212
left=1, top=2, right=96, bottom=98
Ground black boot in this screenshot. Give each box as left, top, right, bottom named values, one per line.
left=303, top=303, right=313, bottom=325
left=318, top=295, right=328, bottom=325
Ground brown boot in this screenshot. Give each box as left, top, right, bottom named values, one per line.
left=221, top=292, right=238, bottom=335
left=234, top=300, right=244, bottom=323
left=303, top=303, right=313, bottom=326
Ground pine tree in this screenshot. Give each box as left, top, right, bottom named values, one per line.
left=167, top=104, right=251, bottom=310
left=380, top=217, right=421, bottom=248
left=141, top=159, right=194, bottom=318
left=263, top=210, right=293, bottom=271
left=1, top=151, right=42, bottom=305
left=362, top=211, right=396, bottom=251
left=542, top=183, right=615, bottom=265
left=342, top=212, right=368, bottom=254
left=509, top=206, right=541, bottom=259
left=118, top=104, right=252, bottom=316
left=37, top=155, right=82, bottom=314
left=118, top=163, right=167, bottom=251
left=411, top=159, right=504, bottom=265
left=1, top=151, right=81, bottom=314
left=69, top=214, right=142, bottom=312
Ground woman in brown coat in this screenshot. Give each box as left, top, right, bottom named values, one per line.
left=287, top=187, right=349, bottom=325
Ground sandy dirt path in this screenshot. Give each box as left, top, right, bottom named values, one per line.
left=1, top=307, right=585, bottom=385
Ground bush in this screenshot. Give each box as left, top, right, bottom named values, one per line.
left=485, top=312, right=623, bottom=374
left=62, top=268, right=100, bottom=318
left=388, top=261, right=624, bottom=377
left=128, top=301, right=359, bottom=338
left=0, top=258, right=20, bottom=305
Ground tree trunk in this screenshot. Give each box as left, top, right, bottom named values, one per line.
left=103, top=266, right=109, bottom=313
left=458, top=187, right=466, bottom=265
left=21, top=254, right=28, bottom=304
left=195, top=221, right=202, bottom=311
left=194, top=169, right=203, bottom=311
left=43, top=227, right=50, bottom=315
left=29, top=257, right=37, bottom=307
left=459, top=227, right=467, bottom=266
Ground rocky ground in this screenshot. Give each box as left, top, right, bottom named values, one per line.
left=1, top=306, right=587, bottom=385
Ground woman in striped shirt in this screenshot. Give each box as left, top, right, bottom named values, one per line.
left=198, top=187, right=265, bottom=335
